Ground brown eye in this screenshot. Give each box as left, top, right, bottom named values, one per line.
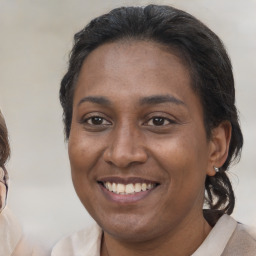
left=85, top=116, right=111, bottom=126
left=91, top=117, right=104, bottom=125
left=147, top=117, right=172, bottom=126
left=152, top=117, right=165, bottom=126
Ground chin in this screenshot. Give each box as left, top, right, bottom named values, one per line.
left=96, top=213, right=163, bottom=242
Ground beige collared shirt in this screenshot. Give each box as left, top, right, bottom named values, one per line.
left=51, top=214, right=256, bottom=256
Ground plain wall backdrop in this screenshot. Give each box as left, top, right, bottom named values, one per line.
left=0, top=0, right=256, bottom=249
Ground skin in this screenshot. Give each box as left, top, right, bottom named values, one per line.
left=68, top=41, right=231, bottom=256
left=0, top=182, right=6, bottom=210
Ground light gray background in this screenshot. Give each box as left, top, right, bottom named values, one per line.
left=0, top=0, right=255, bottom=250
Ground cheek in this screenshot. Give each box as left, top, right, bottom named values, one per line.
left=68, top=131, right=99, bottom=197
left=151, top=131, right=208, bottom=168
left=149, top=130, right=209, bottom=194
left=68, top=135, right=102, bottom=215
left=68, top=128, right=102, bottom=173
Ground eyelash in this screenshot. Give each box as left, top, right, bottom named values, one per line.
left=81, top=114, right=175, bottom=129
left=144, top=116, right=175, bottom=126
left=82, top=115, right=112, bottom=127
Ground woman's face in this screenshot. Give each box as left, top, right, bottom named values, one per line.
left=69, top=41, right=215, bottom=242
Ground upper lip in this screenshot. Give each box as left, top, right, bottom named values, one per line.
left=97, top=176, right=160, bottom=185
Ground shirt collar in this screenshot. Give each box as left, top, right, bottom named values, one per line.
left=52, top=214, right=237, bottom=256
left=192, top=214, right=237, bottom=256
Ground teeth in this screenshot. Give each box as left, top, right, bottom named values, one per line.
left=142, top=183, right=147, bottom=191
left=112, top=183, right=117, bottom=193
left=106, top=182, right=112, bottom=191
left=117, top=183, right=125, bottom=194
left=104, top=182, right=155, bottom=194
left=125, top=184, right=134, bottom=194
left=147, top=183, right=153, bottom=189
left=134, top=183, right=142, bottom=192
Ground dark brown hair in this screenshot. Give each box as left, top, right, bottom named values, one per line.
left=0, top=111, right=10, bottom=167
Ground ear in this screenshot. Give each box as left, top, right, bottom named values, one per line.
left=207, top=121, right=232, bottom=176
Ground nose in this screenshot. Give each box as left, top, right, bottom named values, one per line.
left=103, top=124, right=148, bottom=168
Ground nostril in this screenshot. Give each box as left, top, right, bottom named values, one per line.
left=103, top=147, right=148, bottom=168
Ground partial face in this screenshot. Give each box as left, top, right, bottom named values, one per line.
left=0, top=181, right=6, bottom=211
left=69, top=41, right=213, bottom=242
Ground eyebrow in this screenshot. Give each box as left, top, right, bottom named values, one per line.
left=78, top=96, right=111, bottom=107
left=77, top=94, right=186, bottom=107
left=139, top=95, right=186, bottom=106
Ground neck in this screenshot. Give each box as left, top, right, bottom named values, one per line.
left=101, top=212, right=212, bottom=256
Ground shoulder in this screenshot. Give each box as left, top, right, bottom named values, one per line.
left=222, top=220, right=256, bottom=256
left=0, top=207, right=47, bottom=256
left=12, top=236, right=49, bottom=256
left=0, top=207, right=22, bottom=256
left=51, top=223, right=102, bottom=256
left=194, top=212, right=256, bottom=256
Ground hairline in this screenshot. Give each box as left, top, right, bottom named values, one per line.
left=66, top=37, right=213, bottom=140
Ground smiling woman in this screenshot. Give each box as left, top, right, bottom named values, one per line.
left=52, top=5, right=256, bottom=256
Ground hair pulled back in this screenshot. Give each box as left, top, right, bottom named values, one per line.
left=60, top=5, right=243, bottom=214
left=0, top=111, right=10, bottom=168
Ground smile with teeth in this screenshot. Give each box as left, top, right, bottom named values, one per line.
left=103, top=182, right=156, bottom=195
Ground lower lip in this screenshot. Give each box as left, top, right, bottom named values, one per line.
left=99, top=184, right=157, bottom=204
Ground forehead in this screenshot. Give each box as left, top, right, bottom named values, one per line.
left=74, top=40, right=193, bottom=100
left=83, top=40, right=189, bottom=72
